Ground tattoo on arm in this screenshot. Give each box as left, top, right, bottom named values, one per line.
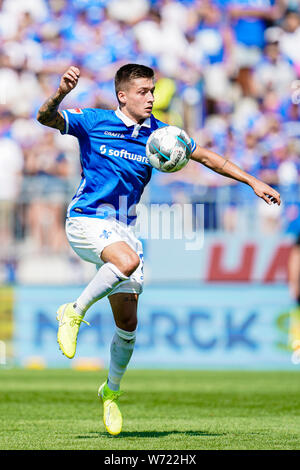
left=221, top=159, right=229, bottom=170
left=37, top=89, right=66, bottom=131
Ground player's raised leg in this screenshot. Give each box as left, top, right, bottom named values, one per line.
left=57, top=241, right=140, bottom=359
left=99, top=292, right=138, bottom=436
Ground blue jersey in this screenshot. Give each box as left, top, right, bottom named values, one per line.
left=61, top=107, right=196, bottom=225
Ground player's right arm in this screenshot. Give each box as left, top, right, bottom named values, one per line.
left=37, top=66, right=80, bottom=131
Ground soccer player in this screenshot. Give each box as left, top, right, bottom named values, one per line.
left=37, top=64, right=281, bottom=436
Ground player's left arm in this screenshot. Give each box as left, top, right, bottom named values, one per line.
left=190, top=144, right=281, bottom=206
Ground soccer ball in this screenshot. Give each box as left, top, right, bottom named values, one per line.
left=146, top=125, right=193, bottom=173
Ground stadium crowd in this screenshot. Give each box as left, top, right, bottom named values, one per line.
left=1, top=0, right=300, bottom=269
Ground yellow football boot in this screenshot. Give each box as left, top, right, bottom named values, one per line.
left=98, top=381, right=123, bottom=436
left=56, top=303, right=89, bottom=359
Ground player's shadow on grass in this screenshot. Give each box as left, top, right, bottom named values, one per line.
left=117, top=430, right=223, bottom=438
left=77, top=430, right=224, bottom=439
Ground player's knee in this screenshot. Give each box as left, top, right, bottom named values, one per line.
left=118, top=252, right=140, bottom=277
left=119, top=318, right=138, bottom=332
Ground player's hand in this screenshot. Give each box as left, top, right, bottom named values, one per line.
left=251, top=180, right=281, bottom=205
left=58, top=66, right=80, bottom=95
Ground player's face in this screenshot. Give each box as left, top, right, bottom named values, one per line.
left=119, top=77, right=155, bottom=124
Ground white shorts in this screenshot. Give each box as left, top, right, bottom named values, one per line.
left=66, top=216, right=144, bottom=295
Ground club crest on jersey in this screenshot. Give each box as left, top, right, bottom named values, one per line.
left=69, top=108, right=83, bottom=114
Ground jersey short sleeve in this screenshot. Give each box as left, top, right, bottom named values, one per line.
left=60, top=108, right=98, bottom=137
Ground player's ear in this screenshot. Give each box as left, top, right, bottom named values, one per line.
left=118, top=91, right=126, bottom=105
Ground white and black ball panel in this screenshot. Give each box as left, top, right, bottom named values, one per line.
left=146, top=125, right=192, bottom=173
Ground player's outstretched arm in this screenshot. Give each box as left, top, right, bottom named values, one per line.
left=191, top=145, right=281, bottom=206
left=37, top=66, right=80, bottom=131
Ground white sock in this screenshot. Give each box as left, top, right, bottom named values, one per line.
left=107, top=327, right=136, bottom=391
left=73, top=262, right=128, bottom=316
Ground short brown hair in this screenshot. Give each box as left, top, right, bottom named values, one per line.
left=115, top=64, right=154, bottom=101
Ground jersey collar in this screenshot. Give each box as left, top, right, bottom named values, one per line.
left=115, top=107, right=151, bottom=128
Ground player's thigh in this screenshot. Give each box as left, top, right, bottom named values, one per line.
left=108, top=292, right=139, bottom=332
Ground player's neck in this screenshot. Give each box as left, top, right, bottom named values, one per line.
left=119, top=107, right=146, bottom=125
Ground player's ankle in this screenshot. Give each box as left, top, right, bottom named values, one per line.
left=107, top=379, right=120, bottom=392
left=73, top=301, right=85, bottom=316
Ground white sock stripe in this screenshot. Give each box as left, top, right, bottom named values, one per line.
left=116, top=326, right=136, bottom=341
left=106, top=262, right=129, bottom=281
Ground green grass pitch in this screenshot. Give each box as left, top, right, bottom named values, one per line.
left=1, top=368, right=300, bottom=450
